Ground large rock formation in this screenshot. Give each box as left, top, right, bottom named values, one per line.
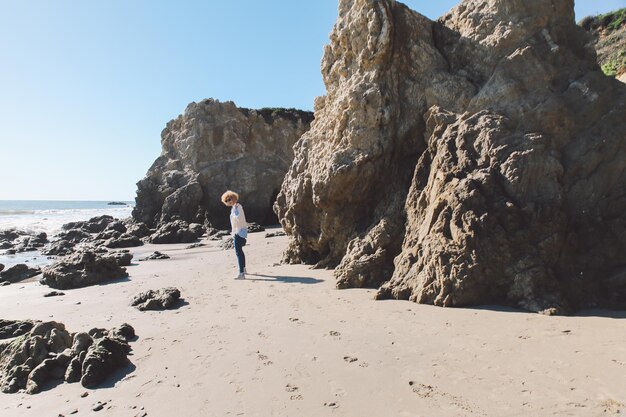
left=0, top=321, right=134, bottom=394
left=275, top=0, right=626, bottom=313
left=133, top=99, right=313, bottom=229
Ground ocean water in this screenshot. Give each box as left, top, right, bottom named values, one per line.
left=0, top=200, right=134, bottom=236
left=0, top=200, right=134, bottom=269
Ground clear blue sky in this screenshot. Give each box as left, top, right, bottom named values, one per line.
left=0, top=0, right=623, bottom=201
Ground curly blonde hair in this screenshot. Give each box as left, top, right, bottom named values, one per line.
left=221, top=190, right=239, bottom=205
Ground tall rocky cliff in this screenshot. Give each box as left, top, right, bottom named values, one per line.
left=134, top=99, right=313, bottom=229
left=275, top=0, right=626, bottom=313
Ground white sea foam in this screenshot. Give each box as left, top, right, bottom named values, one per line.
left=0, top=206, right=134, bottom=236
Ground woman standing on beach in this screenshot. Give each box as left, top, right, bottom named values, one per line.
left=221, top=190, right=248, bottom=280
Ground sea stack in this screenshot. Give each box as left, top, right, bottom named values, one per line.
left=133, top=99, right=313, bottom=229
left=275, top=0, right=626, bottom=313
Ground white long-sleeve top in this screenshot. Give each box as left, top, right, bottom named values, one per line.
left=230, top=203, right=248, bottom=239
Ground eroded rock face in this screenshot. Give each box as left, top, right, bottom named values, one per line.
left=149, top=220, right=204, bottom=244
left=0, top=321, right=134, bottom=394
left=40, top=251, right=128, bottom=289
left=133, top=99, right=313, bottom=229
left=276, top=0, right=626, bottom=313
left=276, top=0, right=471, bottom=277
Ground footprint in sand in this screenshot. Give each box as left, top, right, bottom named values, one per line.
left=329, top=331, right=341, bottom=337
left=599, top=399, right=625, bottom=414
left=257, top=351, right=273, bottom=366
left=408, top=381, right=481, bottom=414
left=285, top=383, right=299, bottom=392
left=343, top=356, right=358, bottom=363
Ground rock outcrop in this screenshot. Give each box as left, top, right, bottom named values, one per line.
left=0, top=321, right=134, bottom=394
left=0, top=230, right=48, bottom=254
left=132, top=99, right=313, bottom=229
left=131, top=287, right=181, bottom=311
left=40, top=251, right=128, bottom=289
left=149, top=220, right=204, bottom=244
left=0, top=320, right=35, bottom=339
left=275, top=0, right=626, bottom=313
left=110, top=250, right=133, bottom=267
left=0, top=264, right=41, bottom=283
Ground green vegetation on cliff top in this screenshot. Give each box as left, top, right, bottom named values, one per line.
left=579, top=8, right=625, bottom=77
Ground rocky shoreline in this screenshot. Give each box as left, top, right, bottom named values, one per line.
left=1, top=0, right=625, bottom=411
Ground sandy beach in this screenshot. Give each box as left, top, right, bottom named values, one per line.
left=1, top=228, right=625, bottom=417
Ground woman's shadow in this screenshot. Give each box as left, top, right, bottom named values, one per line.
left=245, top=273, right=323, bottom=284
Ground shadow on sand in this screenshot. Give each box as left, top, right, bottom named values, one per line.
left=465, top=305, right=626, bottom=319
left=97, top=362, right=138, bottom=389
left=37, top=362, right=137, bottom=393
left=245, top=273, right=324, bottom=284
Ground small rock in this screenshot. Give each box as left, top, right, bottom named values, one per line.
left=265, top=231, right=286, bottom=238
left=248, top=223, right=265, bottom=233
left=185, top=243, right=205, bottom=249
left=139, top=251, right=170, bottom=261
left=92, top=402, right=106, bottom=411
left=43, top=291, right=65, bottom=297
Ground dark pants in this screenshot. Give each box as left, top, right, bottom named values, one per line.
left=234, top=234, right=246, bottom=273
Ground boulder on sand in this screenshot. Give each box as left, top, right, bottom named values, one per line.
left=40, top=251, right=128, bottom=290
left=0, top=264, right=41, bottom=283
left=131, top=287, right=181, bottom=311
